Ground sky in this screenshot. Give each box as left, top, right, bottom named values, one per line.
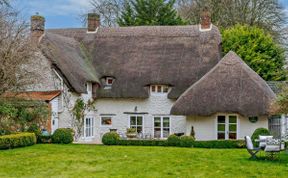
left=10, top=0, right=288, bottom=29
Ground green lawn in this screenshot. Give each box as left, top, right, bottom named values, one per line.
left=0, top=144, right=288, bottom=178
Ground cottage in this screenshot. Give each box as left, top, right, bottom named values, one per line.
left=26, top=11, right=286, bottom=143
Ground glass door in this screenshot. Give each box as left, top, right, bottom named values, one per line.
left=130, top=115, right=143, bottom=133
left=84, top=117, right=94, bottom=138
left=154, top=116, right=170, bottom=139
left=217, top=115, right=237, bottom=140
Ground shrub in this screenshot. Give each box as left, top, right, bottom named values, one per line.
left=102, top=132, right=120, bottom=145
left=0, top=132, right=36, bottom=149
left=0, top=129, right=11, bottom=136
left=116, top=140, right=168, bottom=146
left=192, top=140, right=245, bottom=148
left=51, top=128, right=74, bottom=144
left=180, top=136, right=194, bottom=147
left=167, top=134, right=180, bottom=146
left=251, top=128, right=270, bottom=146
left=27, top=124, right=41, bottom=143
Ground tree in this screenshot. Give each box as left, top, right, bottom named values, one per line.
left=177, top=0, right=286, bottom=39
left=0, top=7, right=36, bottom=95
left=117, top=0, right=185, bottom=26
left=222, top=25, right=286, bottom=81
left=0, top=0, right=9, bottom=6
left=89, top=0, right=124, bottom=27
left=271, top=83, right=288, bottom=114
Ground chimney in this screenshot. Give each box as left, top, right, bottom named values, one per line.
left=31, top=13, right=45, bottom=44
left=200, top=7, right=211, bottom=31
left=87, top=13, right=100, bottom=32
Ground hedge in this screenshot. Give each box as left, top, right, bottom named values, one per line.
left=102, top=132, right=120, bottom=145
left=251, top=128, right=270, bottom=146
left=112, top=139, right=245, bottom=148
left=117, top=139, right=168, bottom=146
left=0, top=132, right=36, bottom=149
left=192, top=140, right=245, bottom=148
left=101, top=132, right=245, bottom=148
left=51, top=128, right=74, bottom=144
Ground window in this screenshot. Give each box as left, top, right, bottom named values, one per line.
left=130, top=115, right=143, bottom=133
left=154, top=116, right=170, bottom=139
left=84, top=117, right=94, bottom=138
left=217, top=115, right=237, bottom=140
left=101, top=116, right=112, bottom=126
left=106, top=78, right=114, bottom=85
left=104, top=77, right=114, bottom=89
left=150, top=85, right=169, bottom=94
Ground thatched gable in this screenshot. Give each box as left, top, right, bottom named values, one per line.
left=40, top=32, right=99, bottom=93
left=171, top=51, right=276, bottom=117
left=41, top=25, right=221, bottom=98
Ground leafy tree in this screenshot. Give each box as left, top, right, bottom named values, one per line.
left=117, top=0, right=185, bottom=26
left=177, top=0, right=286, bottom=40
left=222, top=25, right=286, bottom=81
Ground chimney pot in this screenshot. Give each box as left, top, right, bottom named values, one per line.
left=200, top=7, right=211, bottom=31
left=87, top=13, right=100, bottom=32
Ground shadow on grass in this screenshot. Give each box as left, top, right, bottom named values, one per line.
left=247, top=151, right=288, bottom=165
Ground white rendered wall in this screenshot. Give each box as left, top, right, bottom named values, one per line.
left=93, top=93, right=186, bottom=142
left=186, top=114, right=268, bottom=140
left=50, top=97, right=59, bottom=133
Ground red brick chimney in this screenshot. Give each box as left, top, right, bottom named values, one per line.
left=200, top=7, right=211, bottom=31
left=31, top=13, right=45, bottom=44
left=87, top=13, right=100, bottom=32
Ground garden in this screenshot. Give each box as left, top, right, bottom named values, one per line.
left=0, top=144, right=288, bottom=178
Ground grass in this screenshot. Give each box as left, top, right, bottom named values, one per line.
left=0, top=144, right=288, bottom=178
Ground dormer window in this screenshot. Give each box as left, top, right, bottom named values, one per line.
left=150, top=85, right=169, bottom=94
left=104, top=77, right=114, bottom=89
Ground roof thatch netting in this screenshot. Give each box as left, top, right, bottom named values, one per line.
left=43, top=25, right=221, bottom=98
left=171, top=51, right=276, bottom=117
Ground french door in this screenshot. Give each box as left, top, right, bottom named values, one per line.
left=217, top=115, right=237, bottom=140
left=130, top=115, right=143, bottom=133
left=154, top=116, right=170, bottom=139
left=84, top=117, right=94, bottom=138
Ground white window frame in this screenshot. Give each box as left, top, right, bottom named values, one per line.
left=216, top=114, right=238, bottom=140
left=128, top=115, right=144, bottom=134
left=153, top=116, right=171, bottom=139
left=150, top=85, right=169, bottom=95
left=84, top=116, right=95, bottom=139
left=104, top=77, right=114, bottom=89
left=100, top=116, right=113, bottom=127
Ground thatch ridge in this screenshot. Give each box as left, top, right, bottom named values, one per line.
left=171, top=51, right=276, bottom=117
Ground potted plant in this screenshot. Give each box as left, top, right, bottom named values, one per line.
left=126, top=128, right=137, bottom=139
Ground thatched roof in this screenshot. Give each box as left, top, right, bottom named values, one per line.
left=41, top=25, right=221, bottom=98
left=171, top=51, right=276, bottom=117
left=40, top=32, right=99, bottom=93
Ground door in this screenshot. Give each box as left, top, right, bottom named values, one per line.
left=51, top=112, right=58, bottom=134
left=84, top=117, right=94, bottom=138
left=217, top=115, right=237, bottom=140
left=154, top=116, right=170, bottom=139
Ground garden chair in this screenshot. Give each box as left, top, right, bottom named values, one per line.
left=258, top=135, right=273, bottom=150
left=245, top=136, right=261, bottom=159
left=264, top=139, right=281, bottom=160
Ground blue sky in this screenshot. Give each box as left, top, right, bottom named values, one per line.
left=11, top=0, right=288, bottom=29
